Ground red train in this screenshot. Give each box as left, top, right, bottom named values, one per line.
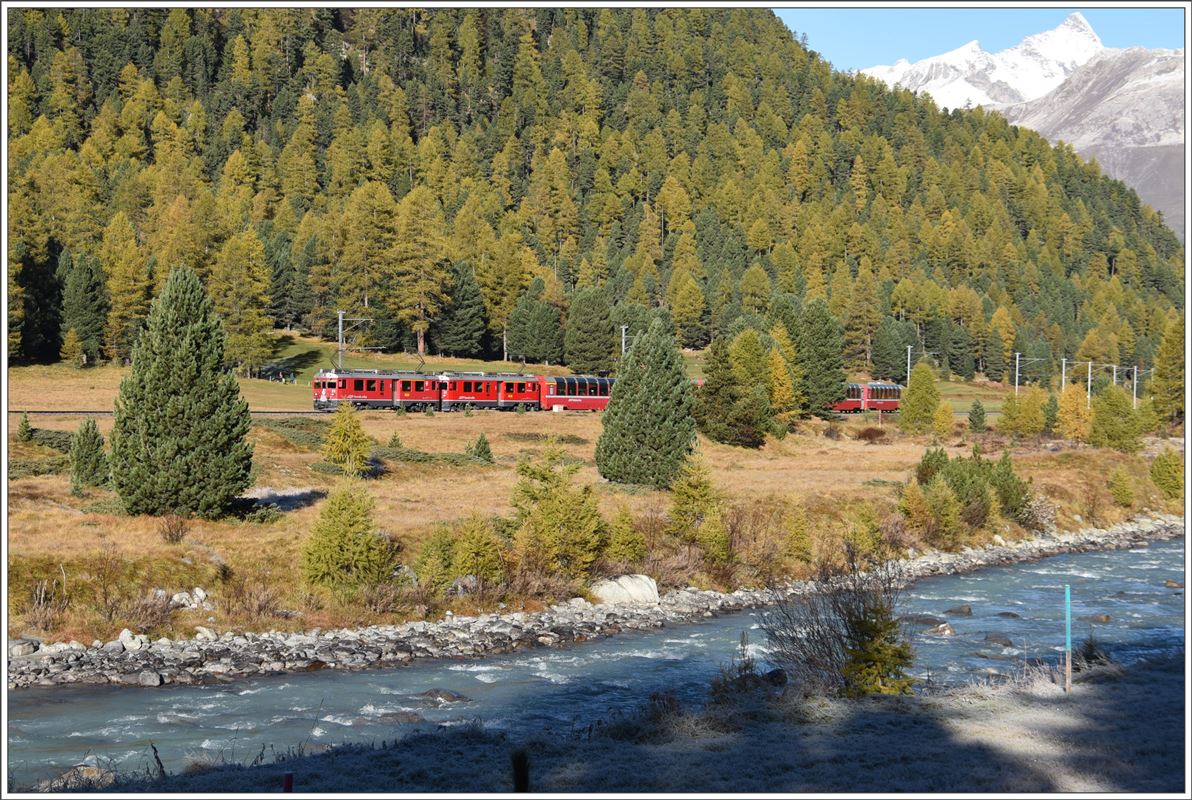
left=311, top=370, right=903, bottom=416
left=830, top=382, right=904, bottom=413
left=311, top=369, right=614, bottom=412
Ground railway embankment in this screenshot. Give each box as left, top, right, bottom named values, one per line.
left=6, top=513, right=1183, bottom=690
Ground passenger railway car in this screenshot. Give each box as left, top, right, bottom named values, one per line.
left=830, top=382, right=903, bottom=413
left=312, top=369, right=614, bottom=413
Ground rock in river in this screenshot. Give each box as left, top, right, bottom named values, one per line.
left=984, top=633, right=1014, bottom=648
left=1077, top=614, right=1112, bottom=624
left=590, top=574, right=660, bottom=605
left=945, top=604, right=973, bottom=617
left=418, top=688, right=471, bottom=706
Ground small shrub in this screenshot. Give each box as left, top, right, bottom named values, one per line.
left=219, top=576, right=282, bottom=621
left=1089, top=385, right=1142, bottom=453
left=1043, top=393, right=1059, bottom=435
left=8, top=456, right=70, bottom=478
left=922, top=475, right=962, bottom=548
left=823, top=422, right=842, bottom=440
left=83, top=497, right=127, bottom=516
left=761, top=545, right=914, bottom=697
left=423, top=406, right=435, bottom=417
left=122, top=591, right=176, bottom=632
left=257, top=418, right=329, bottom=450
left=989, top=450, right=1030, bottom=523
left=1080, top=481, right=1104, bottom=525
left=158, top=514, right=189, bottom=544
left=855, top=427, right=886, bottom=445
left=463, top=407, right=473, bottom=418
left=387, top=432, right=403, bottom=449
left=1150, top=447, right=1183, bottom=499
left=309, top=460, right=344, bottom=475
left=915, top=447, right=949, bottom=485
left=1074, top=630, right=1114, bottom=671
left=30, top=428, right=74, bottom=453
left=1108, top=468, right=1134, bottom=507
left=515, top=403, right=526, bottom=415
left=1018, top=495, right=1056, bottom=532
left=17, top=412, right=33, bottom=441
left=697, top=506, right=731, bottom=566
left=465, top=433, right=494, bottom=463
left=25, top=577, right=69, bottom=631
left=360, top=582, right=408, bottom=615
left=246, top=504, right=282, bottom=524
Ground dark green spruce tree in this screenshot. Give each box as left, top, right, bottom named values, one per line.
left=564, top=286, right=615, bottom=374
left=60, top=253, right=109, bottom=365
left=596, top=318, right=696, bottom=488
left=795, top=299, right=846, bottom=418
left=871, top=316, right=909, bottom=383
left=695, top=336, right=767, bottom=447
left=507, top=278, right=543, bottom=362
left=434, top=263, right=487, bottom=357
left=110, top=266, right=254, bottom=517
left=70, top=417, right=109, bottom=493
left=528, top=297, right=564, bottom=364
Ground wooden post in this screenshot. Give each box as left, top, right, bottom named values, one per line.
left=512, top=749, right=529, bottom=792
left=282, top=772, right=294, bottom=793
left=1064, top=584, right=1072, bottom=694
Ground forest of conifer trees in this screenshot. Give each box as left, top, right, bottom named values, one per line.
left=7, top=7, right=1184, bottom=396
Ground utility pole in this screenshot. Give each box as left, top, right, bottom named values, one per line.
left=1061, top=357, right=1066, bottom=388
left=1014, top=352, right=1021, bottom=395
left=1086, top=360, right=1093, bottom=408
left=906, top=345, right=913, bottom=383
left=1132, top=365, right=1138, bottom=409
left=1112, top=364, right=1117, bottom=385
left=620, top=325, right=629, bottom=355
left=337, top=310, right=344, bottom=370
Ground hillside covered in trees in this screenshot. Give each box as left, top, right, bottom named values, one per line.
left=7, top=8, right=1184, bottom=393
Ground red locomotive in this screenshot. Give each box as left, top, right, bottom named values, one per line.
left=829, top=382, right=904, bottom=413
left=312, top=369, right=614, bottom=413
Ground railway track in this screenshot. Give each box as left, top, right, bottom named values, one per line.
left=9, top=409, right=326, bottom=417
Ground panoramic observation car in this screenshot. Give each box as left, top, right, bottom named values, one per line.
left=312, top=369, right=615, bottom=413
left=830, top=382, right=904, bottom=414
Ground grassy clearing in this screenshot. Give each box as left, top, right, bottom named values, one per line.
left=7, top=397, right=1180, bottom=645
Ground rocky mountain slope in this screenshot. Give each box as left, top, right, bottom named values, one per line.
left=863, top=13, right=1185, bottom=241
left=998, top=47, right=1185, bottom=241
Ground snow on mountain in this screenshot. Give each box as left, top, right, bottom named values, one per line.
left=999, top=47, right=1186, bottom=241
left=862, top=12, right=1104, bottom=110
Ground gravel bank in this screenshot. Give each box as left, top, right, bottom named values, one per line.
left=7, top=513, right=1183, bottom=690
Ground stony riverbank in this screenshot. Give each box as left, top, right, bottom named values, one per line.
left=6, top=513, right=1183, bottom=690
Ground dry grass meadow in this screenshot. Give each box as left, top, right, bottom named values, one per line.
left=6, top=342, right=1181, bottom=645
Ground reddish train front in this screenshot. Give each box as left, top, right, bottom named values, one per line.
left=831, top=382, right=903, bottom=414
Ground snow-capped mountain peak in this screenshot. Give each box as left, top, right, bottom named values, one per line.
left=861, top=12, right=1104, bottom=109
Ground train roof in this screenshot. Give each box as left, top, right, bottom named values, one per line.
left=846, top=382, right=904, bottom=389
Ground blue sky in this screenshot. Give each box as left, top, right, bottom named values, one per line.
left=773, top=8, right=1187, bottom=72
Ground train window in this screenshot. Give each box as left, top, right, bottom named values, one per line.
left=365, top=379, right=376, bottom=392
left=401, top=381, right=411, bottom=392
left=412, top=381, right=422, bottom=392
left=461, top=381, right=470, bottom=393
left=517, top=382, right=525, bottom=393
left=353, top=379, right=364, bottom=391
left=589, top=380, right=598, bottom=396
left=505, top=382, right=515, bottom=394
left=338, top=380, right=346, bottom=389
left=553, top=378, right=566, bottom=395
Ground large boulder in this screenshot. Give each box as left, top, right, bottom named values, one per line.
left=590, top=574, right=660, bottom=605
left=8, top=638, right=39, bottom=657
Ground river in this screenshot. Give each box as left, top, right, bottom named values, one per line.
left=7, top=537, right=1185, bottom=785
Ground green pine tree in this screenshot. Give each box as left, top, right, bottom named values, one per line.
left=841, top=603, right=916, bottom=698
left=795, top=299, right=846, bottom=418
left=1043, top=393, right=1059, bottom=435
left=434, top=263, right=487, bottom=358
left=322, top=403, right=373, bottom=476
left=1150, top=447, right=1183, bottom=500
left=70, top=417, right=109, bottom=493
left=17, top=412, right=32, bottom=442
left=1090, top=385, right=1142, bottom=453
left=301, top=482, right=396, bottom=592
left=110, top=266, right=254, bottom=517
left=564, top=286, right=616, bottom=374
left=1150, top=315, right=1184, bottom=424
left=605, top=506, right=647, bottom=563
left=451, top=515, right=506, bottom=585
left=60, top=253, right=108, bottom=365
left=968, top=400, right=986, bottom=432
left=596, top=318, right=696, bottom=487
left=899, top=361, right=940, bottom=434
left=1108, top=468, right=1134, bottom=507
left=695, top=336, right=768, bottom=447
left=415, top=529, right=457, bottom=594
